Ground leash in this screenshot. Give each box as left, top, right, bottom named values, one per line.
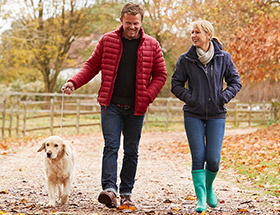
left=60, top=91, right=64, bottom=137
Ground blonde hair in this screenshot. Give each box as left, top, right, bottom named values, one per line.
left=190, top=20, right=221, bottom=44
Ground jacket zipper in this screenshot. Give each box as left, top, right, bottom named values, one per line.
left=188, top=58, right=213, bottom=120
left=204, top=64, right=207, bottom=72
left=134, top=36, right=144, bottom=115
left=105, top=38, right=123, bottom=114
left=205, top=65, right=215, bottom=119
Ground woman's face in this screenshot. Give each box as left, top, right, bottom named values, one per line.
left=191, top=28, right=211, bottom=52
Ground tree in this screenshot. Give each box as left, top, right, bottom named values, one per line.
left=178, top=0, right=280, bottom=83
left=0, top=28, right=39, bottom=85
left=0, top=0, right=93, bottom=93
left=86, top=0, right=125, bottom=33
left=197, top=0, right=280, bottom=82
left=142, top=0, right=193, bottom=96
left=228, top=15, right=280, bottom=82
left=0, top=0, right=131, bottom=93
left=1, top=0, right=279, bottom=94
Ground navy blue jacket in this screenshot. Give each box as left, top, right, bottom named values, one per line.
left=171, top=39, right=242, bottom=119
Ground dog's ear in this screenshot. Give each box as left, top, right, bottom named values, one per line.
left=63, top=143, right=69, bottom=156
left=37, top=143, right=45, bottom=152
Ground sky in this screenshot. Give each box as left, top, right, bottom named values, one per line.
left=0, top=18, right=11, bottom=35
left=0, top=0, right=17, bottom=36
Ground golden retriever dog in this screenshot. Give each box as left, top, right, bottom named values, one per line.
left=37, top=136, right=76, bottom=207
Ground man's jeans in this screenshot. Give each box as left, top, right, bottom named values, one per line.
left=184, top=117, right=225, bottom=172
left=101, top=104, right=144, bottom=196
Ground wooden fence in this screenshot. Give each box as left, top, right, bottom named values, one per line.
left=0, top=93, right=279, bottom=139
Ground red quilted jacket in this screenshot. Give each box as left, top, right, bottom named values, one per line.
left=68, top=25, right=167, bottom=115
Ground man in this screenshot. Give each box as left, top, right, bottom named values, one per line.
left=62, top=2, right=167, bottom=209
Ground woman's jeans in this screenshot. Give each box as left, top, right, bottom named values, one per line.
left=184, top=117, right=225, bottom=172
left=101, top=104, right=144, bottom=196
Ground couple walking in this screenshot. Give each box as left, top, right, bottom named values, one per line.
left=62, top=2, right=241, bottom=213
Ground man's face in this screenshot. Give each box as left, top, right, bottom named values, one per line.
left=120, top=13, right=142, bottom=40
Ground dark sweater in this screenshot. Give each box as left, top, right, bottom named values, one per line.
left=111, top=37, right=140, bottom=106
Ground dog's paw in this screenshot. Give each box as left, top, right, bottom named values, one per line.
left=60, top=195, right=69, bottom=205
left=46, top=202, right=56, bottom=208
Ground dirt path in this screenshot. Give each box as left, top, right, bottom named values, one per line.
left=0, top=128, right=279, bottom=214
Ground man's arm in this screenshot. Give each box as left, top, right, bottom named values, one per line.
left=64, top=37, right=104, bottom=91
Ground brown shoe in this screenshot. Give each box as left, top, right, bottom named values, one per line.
left=120, top=195, right=136, bottom=208
left=98, top=191, right=117, bottom=208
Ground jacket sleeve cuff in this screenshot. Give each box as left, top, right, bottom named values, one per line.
left=67, top=80, right=77, bottom=90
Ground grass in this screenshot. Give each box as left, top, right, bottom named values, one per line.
left=221, top=124, right=280, bottom=197
left=222, top=160, right=280, bottom=197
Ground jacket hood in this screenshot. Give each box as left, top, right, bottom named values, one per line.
left=186, top=38, right=223, bottom=60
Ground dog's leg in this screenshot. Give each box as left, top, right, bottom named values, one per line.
left=60, top=179, right=71, bottom=205
left=58, top=184, right=63, bottom=200
left=46, top=181, right=56, bottom=207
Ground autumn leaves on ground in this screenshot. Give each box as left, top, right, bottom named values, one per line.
left=0, top=125, right=280, bottom=214
left=222, top=125, right=280, bottom=197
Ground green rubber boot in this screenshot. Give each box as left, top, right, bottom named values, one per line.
left=192, top=169, right=207, bottom=213
left=206, top=169, right=218, bottom=208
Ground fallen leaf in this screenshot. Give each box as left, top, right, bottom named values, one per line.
left=118, top=204, right=137, bottom=211
left=185, top=195, right=196, bottom=200
left=0, top=190, right=8, bottom=194
left=238, top=208, right=250, bottom=212
left=20, top=199, right=27, bottom=203
left=171, top=207, right=180, bottom=211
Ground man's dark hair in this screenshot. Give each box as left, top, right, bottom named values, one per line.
left=121, top=2, right=144, bottom=21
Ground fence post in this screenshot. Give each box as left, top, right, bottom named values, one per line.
left=248, top=102, right=252, bottom=126
left=1, top=98, right=6, bottom=139
left=234, top=102, right=238, bottom=126
left=16, top=98, right=20, bottom=137
left=262, top=101, right=266, bottom=122
left=76, top=99, right=80, bottom=134
left=23, top=103, right=27, bottom=136
left=271, top=99, right=279, bottom=121
left=9, top=99, right=13, bottom=137
left=50, top=99, right=54, bottom=136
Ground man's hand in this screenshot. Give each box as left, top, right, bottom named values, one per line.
left=61, top=82, right=75, bottom=95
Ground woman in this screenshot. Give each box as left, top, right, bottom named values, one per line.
left=171, top=20, right=242, bottom=213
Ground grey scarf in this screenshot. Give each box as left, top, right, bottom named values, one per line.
left=196, top=41, right=214, bottom=66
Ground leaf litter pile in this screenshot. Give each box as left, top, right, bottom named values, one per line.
left=221, top=124, right=280, bottom=196
left=0, top=126, right=280, bottom=215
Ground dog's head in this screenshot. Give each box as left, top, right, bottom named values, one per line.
left=37, top=136, right=66, bottom=159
